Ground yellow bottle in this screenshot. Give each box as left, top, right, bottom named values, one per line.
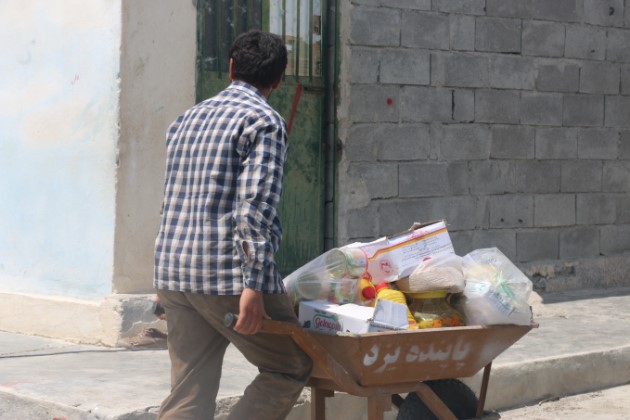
left=375, top=283, right=417, bottom=328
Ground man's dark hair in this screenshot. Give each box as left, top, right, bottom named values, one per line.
left=229, top=30, right=288, bottom=89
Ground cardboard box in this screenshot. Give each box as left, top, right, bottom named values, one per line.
left=299, top=299, right=409, bottom=334
left=348, top=220, right=455, bottom=283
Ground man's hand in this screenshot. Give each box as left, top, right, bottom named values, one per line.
left=234, top=287, right=270, bottom=335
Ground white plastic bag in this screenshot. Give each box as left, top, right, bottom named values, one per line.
left=397, top=253, right=465, bottom=293
left=457, top=247, right=533, bottom=326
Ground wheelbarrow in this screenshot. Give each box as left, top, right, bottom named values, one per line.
left=225, top=314, right=536, bottom=420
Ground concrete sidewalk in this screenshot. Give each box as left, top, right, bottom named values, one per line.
left=1, top=287, right=630, bottom=419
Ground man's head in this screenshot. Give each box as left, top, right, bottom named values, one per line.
left=229, top=30, right=288, bottom=91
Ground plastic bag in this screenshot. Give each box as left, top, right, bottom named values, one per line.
left=396, top=253, right=465, bottom=293
left=283, top=247, right=368, bottom=306
left=455, top=247, right=533, bottom=326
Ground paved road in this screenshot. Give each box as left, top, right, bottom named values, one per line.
left=496, top=383, right=630, bottom=420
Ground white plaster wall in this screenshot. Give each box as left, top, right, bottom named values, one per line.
left=114, top=0, right=197, bottom=294
left=0, top=0, right=121, bottom=300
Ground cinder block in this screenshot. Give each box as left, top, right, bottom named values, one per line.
left=559, top=226, right=601, bottom=259
left=516, top=230, right=559, bottom=262
left=469, top=161, right=515, bottom=194
left=535, top=127, right=578, bottom=159
left=486, top=0, right=532, bottom=18
left=522, top=21, right=565, bottom=57
left=531, top=0, right=583, bottom=22
left=535, top=61, right=579, bottom=93
left=534, top=194, right=576, bottom=227
left=576, top=193, right=616, bottom=224
left=475, top=90, right=520, bottom=124
left=346, top=124, right=380, bottom=161
left=577, top=128, right=619, bottom=159
left=580, top=62, right=620, bottom=95
left=520, top=92, right=563, bottom=126
left=453, top=89, right=475, bottom=122
left=489, top=56, right=535, bottom=90
left=348, top=162, right=398, bottom=199
left=605, top=96, right=630, bottom=128
left=606, top=28, right=630, bottom=63
left=516, top=161, right=562, bottom=193
left=563, top=94, right=604, bottom=127
left=450, top=14, right=475, bottom=51
left=349, top=85, right=400, bottom=123
left=491, top=125, right=536, bottom=159
left=620, top=130, right=630, bottom=159
left=603, top=161, right=630, bottom=192
left=399, top=162, right=449, bottom=197
left=472, top=230, right=517, bottom=261
left=350, top=7, right=401, bottom=46
left=433, top=53, right=489, bottom=88
left=489, top=194, right=534, bottom=228
left=346, top=204, right=379, bottom=240
left=475, top=17, right=521, bottom=53
left=561, top=161, right=603, bottom=193
left=349, top=47, right=380, bottom=84
left=433, top=196, right=483, bottom=231
left=618, top=195, right=630, bottom=223
left=378, top=196, right=480, bottom=232
left=351, top=0, right=431, bottom=9
left=583, top=0, right=625, bottom=27
left=565, top=25, right=606, bottom=60
left=437, top=0, right=486, bottom=15
left=377, top=200, right=418, bottom=234
left=447, top=161, right=470, bottom=195
left=449, top=230, right=474, bottom=256
left=401, top=86, right=452, bottom=122
left=441, top=124, right=491, bottom=160
left=401, top=11, right=450, bottom=50
left=380, top=49, right=430, bottom=85
left=378, top=124, right=432, bottom=161
left=600, top=224, right=630, bottom=255
left=621, top=65, right=630, bottom=95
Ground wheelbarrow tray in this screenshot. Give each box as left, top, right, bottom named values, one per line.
left=229, top=315, right=536, bottom=419
left=306, top=324, right=533, bottom=387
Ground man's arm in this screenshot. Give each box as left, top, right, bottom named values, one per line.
left=233, top=118, right=288, bottom=334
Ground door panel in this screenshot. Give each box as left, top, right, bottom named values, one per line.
left=197, top=0, right=326, bottom=275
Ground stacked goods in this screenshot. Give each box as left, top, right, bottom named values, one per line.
left=284, top=221, right=534, bottom=333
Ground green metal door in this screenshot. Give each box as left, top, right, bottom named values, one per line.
left=197, top=0, right=327, bottom=275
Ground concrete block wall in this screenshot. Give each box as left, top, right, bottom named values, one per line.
left=338, top=0, right=630, bottom=292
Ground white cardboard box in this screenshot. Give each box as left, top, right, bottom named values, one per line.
left=298, top=299, right=409, bottom=334
left=349, top=220, right=455, bottom=283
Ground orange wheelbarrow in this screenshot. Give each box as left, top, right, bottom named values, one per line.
left=225, top=314, right=536, bottom=420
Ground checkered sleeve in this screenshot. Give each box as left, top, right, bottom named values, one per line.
left=234, top=115, right=288, bottom=291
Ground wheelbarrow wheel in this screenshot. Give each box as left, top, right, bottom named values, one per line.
left=396, top=379, right=478, bottom=420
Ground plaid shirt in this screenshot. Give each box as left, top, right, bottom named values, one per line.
left=154, top=81, right=288, bottom=295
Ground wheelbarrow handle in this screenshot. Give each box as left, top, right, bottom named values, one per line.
left=224, top=312, right=239, bottom=329
left=223, top=312, right=316, bottom=336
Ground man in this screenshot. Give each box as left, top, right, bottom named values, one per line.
left=154, top=30, right=312, bottom=419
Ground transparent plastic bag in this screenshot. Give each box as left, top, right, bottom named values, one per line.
left=456, top=247, right=533, bottom=326
left=397, top=253, right=465, bottom=293
left=283, top=247, right=368, bottom=306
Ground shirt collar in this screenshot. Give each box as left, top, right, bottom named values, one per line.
left=229, top=80, right=268, bottom=102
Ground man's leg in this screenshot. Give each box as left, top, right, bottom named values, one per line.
left=157, top=289, right=230, bottom=420
left=187, top=292, right=313, bottom=420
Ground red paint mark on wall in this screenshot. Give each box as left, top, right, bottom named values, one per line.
left=386, top=98, right=393, bottom=105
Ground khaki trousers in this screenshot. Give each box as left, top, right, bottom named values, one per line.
left=156, top=289, right=312, bottom=420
